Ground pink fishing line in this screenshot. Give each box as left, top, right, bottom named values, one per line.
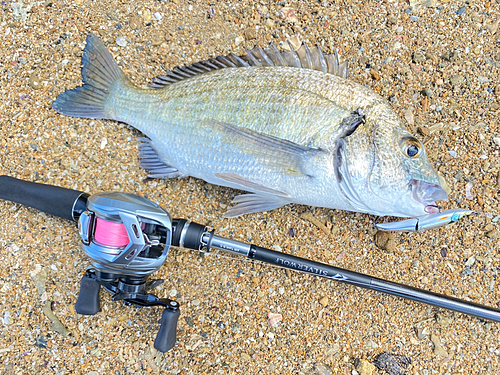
left=94, top=217, right=130, bottom=247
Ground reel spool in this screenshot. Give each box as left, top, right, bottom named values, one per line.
left=75, top=192, right=180, bottom=352
left=78, top=191, right=172, bottom=277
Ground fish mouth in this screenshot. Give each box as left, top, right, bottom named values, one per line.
left=411, top=179, right=449, bottom=214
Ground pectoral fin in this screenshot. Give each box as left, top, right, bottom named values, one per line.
left=211, top=120, right=319, bottom=157
left=208, top=120, right=321, bottom=178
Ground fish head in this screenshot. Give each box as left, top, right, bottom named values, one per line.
left=339, top=108, right=449, bottom=218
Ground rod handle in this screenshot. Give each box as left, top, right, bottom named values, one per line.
left=0, top=175, right=88, bottom=221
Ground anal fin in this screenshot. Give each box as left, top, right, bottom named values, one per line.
left=138, top=138, right=185, bottom=179
left=223, top=194, right=290, bottom=218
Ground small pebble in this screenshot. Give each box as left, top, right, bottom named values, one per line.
left=450, top=74, right=465, bottom=86
left=412, top=52, right=425, bottom=64
left=430, top=334, right=448, bottom=357
left=456, top=6, right=466, bottom=15
left=207, top=7, right=216, bottom=18
left=425, top=52, right=439, bottom=63
left=100, top=137, right=108, bottom=149
left=235, top=35, right=244, bottom=45
left=465, top=256, right=475, bottom=267
left=374, top=353, right=411, bottom=375
left=319, top=296, right=329, bottom=307
left=421, top=88, right=433, bottom=97
left=416, top=326, right=429, bottom=340
left=486, top=230, right=499, bottom=239
left=3, top=310, right=13, bottom=325
left=465, top=182, right=473, bottom=200
left=244, top=27, right=257, bottom=40
left=435, top=313, right=452, bottom=327
left=129, top=15, right=141, bottom=29
left=354, top=358, right=376, bottom=375
left=143, top=9, right=152, bottom=22
left=29, top=72, right=42, bottom=89
left=405, top=108, right=415, bottom=125
left=312, top=362, right=334, bottom=375
left=370, top=68, right=381, bottom=80
left=268, top=312, right=282, bottom=327
left=280, top=7, right=298, bottom=23
left=374, top=231, right=396, bottom=252
left=441, top=50, right=458, bottom=62
left=35, top=336, right=48, bottom=349
left=116, top=36, right=127, bottom=47
left=31, top=266, right=47, bottom=294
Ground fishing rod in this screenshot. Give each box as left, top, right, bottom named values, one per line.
left=0, top=175, right=498, bottom=352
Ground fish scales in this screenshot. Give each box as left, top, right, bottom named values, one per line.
left=113, top=68, right=360, bottom=145
left=109, top=68, right=365, bottom=209
left=53, top=34, right=449, bottom=218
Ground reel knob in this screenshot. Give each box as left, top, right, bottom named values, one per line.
left=74, top=273, right=101, bottom=315
left=154, top=300, right=180, bottom=352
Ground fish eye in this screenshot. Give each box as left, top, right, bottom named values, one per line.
left=401, top=137, right=422, bottom=158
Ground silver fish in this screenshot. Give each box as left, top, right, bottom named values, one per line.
left=52, top=34, right=449, bottom=218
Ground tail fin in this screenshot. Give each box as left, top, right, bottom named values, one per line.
left=52, top=33, right=127, bottom=119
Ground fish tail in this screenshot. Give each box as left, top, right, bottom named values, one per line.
left=52, top=33, right=127, bottom=119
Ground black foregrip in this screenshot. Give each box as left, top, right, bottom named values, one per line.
left=74, top=275, right=101, bottom=315
left=154, top=306, right=180, bottom=352
left=0, top=175, right=84, bottom=221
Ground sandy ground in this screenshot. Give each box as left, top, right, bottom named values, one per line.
left=0, top=0, right=499, bottom=374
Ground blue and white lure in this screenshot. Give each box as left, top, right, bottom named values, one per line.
left=375, top=208, right=474, bottom=232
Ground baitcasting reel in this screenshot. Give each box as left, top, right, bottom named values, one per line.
left=75, top=192, right=179, bottom=352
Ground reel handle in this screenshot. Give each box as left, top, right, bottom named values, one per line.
left=154, top=301, right=180, bottom=352
left=75, top=273, right=101, bottom=315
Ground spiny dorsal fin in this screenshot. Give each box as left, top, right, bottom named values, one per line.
left=150, top=42, right=348, bottom=89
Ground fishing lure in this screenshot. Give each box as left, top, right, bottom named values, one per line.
left=375, top=208, right=474, bottom=232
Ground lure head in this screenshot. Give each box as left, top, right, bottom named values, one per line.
left=78, top=192, right=172, bottom=277
left=338, top=104, right=449, bottom=217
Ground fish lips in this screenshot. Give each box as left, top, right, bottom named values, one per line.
left=411, top=179, right=449, bottom=214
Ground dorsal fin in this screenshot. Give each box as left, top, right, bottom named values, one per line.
left=150, top=42, right=349, bottom=89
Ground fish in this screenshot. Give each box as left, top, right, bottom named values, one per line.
left=52, top=33, right=449, bottom=219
